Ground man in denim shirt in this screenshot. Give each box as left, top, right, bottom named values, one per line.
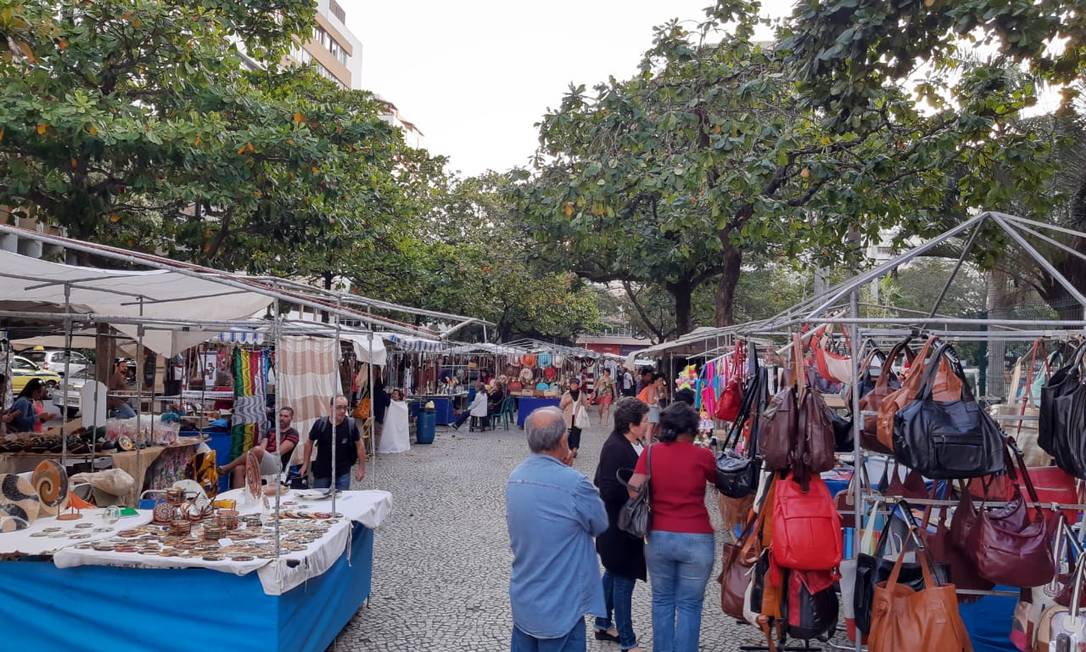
left=506, top=406, right=608, bottom=651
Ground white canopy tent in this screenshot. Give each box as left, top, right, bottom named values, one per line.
left=0, top=249, right=274, bottom=356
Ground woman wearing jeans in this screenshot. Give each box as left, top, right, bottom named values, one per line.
left=593, top=398, right=650, bottom=651
left=630, top=402, right=717, bottom=652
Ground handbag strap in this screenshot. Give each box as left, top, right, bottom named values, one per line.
left=1005, top=436, right=1046, bottom=520
left=873, top=337, right=913, bottom=392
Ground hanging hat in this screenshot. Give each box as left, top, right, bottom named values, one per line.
left=521, top=354, right=536, bottom=368
left=553, top=354, right=565, bottom=367
left=543, top=367, right=557, bottom=381
left=0, top=474, right=40, bottom=532
left=538, top=352, right=552, bottom=368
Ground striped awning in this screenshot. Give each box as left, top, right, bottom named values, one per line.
left=216, top=330, right=266, bottom=345
left=382, top=333, right=445, bottom=353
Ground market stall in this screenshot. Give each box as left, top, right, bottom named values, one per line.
left=0, top=223, right=458, bottom=651
left=0, top=487, right=391, bottom=652
left=704, top=212, right=1086, bottom=652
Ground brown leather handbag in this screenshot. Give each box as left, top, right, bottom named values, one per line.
left=720, top=508, right=763, bottom=619
left=763, top=335, right=834, bottom=475
left=859, top=339, right=912, bottom=453
left=875, top=336, right=940, bottom=452
left=797, top=343, right=836, bottom=475
left=868, top=546, right=972, bottom=651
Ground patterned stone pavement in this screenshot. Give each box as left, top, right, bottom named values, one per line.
left=332, top=420, right=846, bottom=652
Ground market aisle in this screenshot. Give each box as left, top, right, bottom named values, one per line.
left=333, top=420, right=789, bottom=651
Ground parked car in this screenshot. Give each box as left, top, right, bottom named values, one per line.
left=9, top=356, right=62, bottom=394
left=52, top=367, right=93, bottom=418
left=20, top=348, right=91, bottom=378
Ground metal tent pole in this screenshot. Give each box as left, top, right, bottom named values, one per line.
left=273, top=298, right=282, bottom=564
left=849, top=289, right=863, bottom=652
left=60, top=283, right=72, bottom=466
left=368, top=331, right=376, bottom=486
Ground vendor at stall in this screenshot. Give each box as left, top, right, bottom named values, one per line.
left=108, top=358, right=136, bottom=419
left=7, top=378, right=49, bottom=433
left=217, top=407, right=299, bottom=487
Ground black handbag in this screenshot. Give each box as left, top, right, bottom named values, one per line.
left=716, top=345, right=765, bottom=498
left=617, top=444, right=652, bottom=538
left=783, top=570, right=839, bottom=642
left=892, top=343, right=1005, bottom=479
left=1041, top=342, right=1086, bottom=476
left=854, top=502, right=950, bottom=634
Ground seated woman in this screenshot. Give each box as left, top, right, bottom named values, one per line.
left=217, top=407, right=299, bottom=488
left=7, top=379, right=50, bottom=433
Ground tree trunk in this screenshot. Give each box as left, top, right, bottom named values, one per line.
left=666, top=279, right=694, bottom=337
left=714, top=243, right=743, bottom=326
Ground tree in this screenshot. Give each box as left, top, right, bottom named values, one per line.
left=0, top=0, right=444, bottom=294
left=396, top=173, right=602, bottom=341
left=781, top=0, right=1086, bottom=125
left=518, top=2, right=1055, bottom=337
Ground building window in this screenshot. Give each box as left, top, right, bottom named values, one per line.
left=312, top=25, right=349, bottom=68
left=330, top=0, right=346, bottom=23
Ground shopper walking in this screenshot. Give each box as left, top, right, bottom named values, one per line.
left=300, top=395, right=366, bottom=490
left=595, top=369, right=616, bottom=427
left=593, top=398, right=650, bottom=651
left=506, top=406, right=608, bottom=652
left=560, top=377, right=590, bottom=460
left=629, top=402, right=718, bottom=652
left=622, top=369, right=636, bottom=398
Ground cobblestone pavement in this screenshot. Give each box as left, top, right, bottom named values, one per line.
left=333, top=420, right=846, bottom=652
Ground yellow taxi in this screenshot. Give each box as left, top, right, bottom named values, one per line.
left=9, top=356, right=62, bottom=394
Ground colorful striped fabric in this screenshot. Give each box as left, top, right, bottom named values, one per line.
left=230, top=348, right=269, bottom=461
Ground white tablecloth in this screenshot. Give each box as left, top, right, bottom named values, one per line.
left=0, top=508, right=154, bottom=556
left=51, top=488, right=392, bottom=595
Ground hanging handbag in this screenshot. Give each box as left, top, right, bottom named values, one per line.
left=859, top=339, right=912, bottom=454
left=992, top=340, right=1051, bottom=467
left=969, top=464, right=1080, bottom=528
left=796, top=340, right=837, bottom=475
left=811, top=324, right=854, bottom=384
left=761, top=382, right=798, bottom=472
left=854, top=501, right=951, bottom=635
left=1011, top=516, right=1077, bottom=651
left=783, top=570, right=839, bottom=642
left=876, top=336, right=967, bottom=452
left=1041, top=342, right=1086, bottom=478
left=867, top=543, right=972, bottom=651
left=720, top=507, right=765, bottom=619
left=771, top=473, right=842, bottom=571
left=717, top=348, right=765, bottom=498
left=892, top=342, right=1006, bottom=479
left=1035, top=551, right=1086, bottom=652
left=617, top=445, right=652, bottom=538
left=956, top=439, right=1055, bottom=587
left=716, top=343, right=746, bottom=422
left=925, top=495, right=995, bottom=598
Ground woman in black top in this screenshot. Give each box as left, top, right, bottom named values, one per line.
left=592, top=397, right=650, bottom=651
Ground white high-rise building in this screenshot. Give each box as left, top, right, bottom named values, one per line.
left=287, top=0, right=362, bottom=90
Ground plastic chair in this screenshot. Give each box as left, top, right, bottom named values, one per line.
left=498, top=396, right=516, bottom=430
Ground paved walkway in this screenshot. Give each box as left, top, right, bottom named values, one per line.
left=333, top=421, right=806, bottom=651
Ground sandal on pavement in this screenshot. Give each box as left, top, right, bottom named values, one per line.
left=594, top=629, right=620, bottom=643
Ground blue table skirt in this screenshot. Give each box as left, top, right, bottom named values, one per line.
left=0, top=523, right=374, bottom=652
left=409, top=397, right=455, bottom=425
left=516, top=397, right=562, bottom=428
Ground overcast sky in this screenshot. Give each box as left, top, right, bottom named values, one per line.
left=345, top=1, right=796, bottom=177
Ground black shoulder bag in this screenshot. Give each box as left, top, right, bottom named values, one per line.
left=618, top=444, right=652, bottom=538
left=716, top=344, right=765, bottom=498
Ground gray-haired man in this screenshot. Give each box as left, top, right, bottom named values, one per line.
left=505, top=406, right=608, bottom=652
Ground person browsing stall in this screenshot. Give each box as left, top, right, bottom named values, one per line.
left=217, top=407, right=300, bottom=487
left=108, top=359, right=136, bottom=419
left=628, top=402, right=718, bottom=652
left=506, top=406, right=608, bottom=651
left=300, top=395, right=366, bottom=491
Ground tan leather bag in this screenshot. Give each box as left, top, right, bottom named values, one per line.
left=859, top=340, right=912, bottom=454
left=868, top=548, right=973, bottom=651
left=875, top=337, right=963, bottom=451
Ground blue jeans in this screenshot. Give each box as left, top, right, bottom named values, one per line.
left=313, top=473, right=350, bottom=491
left=110, top=403, right=136, bottom=419
left=645, top=531, right=715, bottom=652
left=595, top=570, right=638, bottom=649
left=511, top=619, right=585, bottom=652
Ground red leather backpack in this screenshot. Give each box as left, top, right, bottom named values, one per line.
left=771, top=473, right=842, bottom=571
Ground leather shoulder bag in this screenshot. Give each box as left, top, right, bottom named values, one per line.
left=867, top=535, right=971, bottom=651
left=859, top=339, right=911, bottom=454
left=876, top=336, right=939, bottom=452
left=959, top=438, right=1055, bottom=588
left=617, top=445, right=652, bottom=538
left=892, top=342, right=1005, bottom=479
left=716, top=347, right=766, bottom=499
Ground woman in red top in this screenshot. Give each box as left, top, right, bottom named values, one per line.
left=630, top=402, right=717, bottom=652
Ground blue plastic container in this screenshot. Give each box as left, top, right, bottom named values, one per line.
left=416, top=409, right=436, bottom=445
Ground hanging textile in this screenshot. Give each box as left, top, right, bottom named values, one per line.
left=278, top=335, right=339, bottom=458
left=230, top=348, right=269, bottom=461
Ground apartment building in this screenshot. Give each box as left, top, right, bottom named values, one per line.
left=288, top=0, right=363, bottom=90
